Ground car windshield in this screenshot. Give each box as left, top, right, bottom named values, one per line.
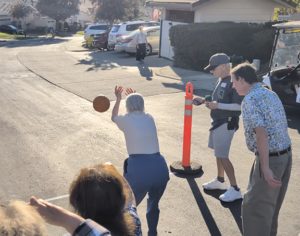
left=271, top=28, right=300, bottom=69
left=111, top=26, right=120, bottom=32
left=9, top=25, right=17, bottom=29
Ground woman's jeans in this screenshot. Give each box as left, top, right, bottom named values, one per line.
left=136, top=43, right=146, bottom=61
left=124, top=153, right=169, bottom=236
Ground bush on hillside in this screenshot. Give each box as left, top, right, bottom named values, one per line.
left=169, top=21, right=283, bottom=71
left=253, top=29, right=277, bottom=63
left=85, top=36, right=94, bottom=48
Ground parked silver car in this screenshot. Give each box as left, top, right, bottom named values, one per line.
left=115, top=26, right=160, bottom=56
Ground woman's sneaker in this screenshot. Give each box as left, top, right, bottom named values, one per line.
left=202, top=178, right=228, bottom=190
left=219, top=186, right=243, bottom=202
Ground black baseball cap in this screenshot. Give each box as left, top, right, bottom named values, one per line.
left=204, top=53, right=230, bottom=72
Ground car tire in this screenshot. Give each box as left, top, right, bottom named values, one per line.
left=13, top=31, right=17, bottom=35
left=146, top=43, right=152, bottom=56
left=107, top=44, right=114, bottom=51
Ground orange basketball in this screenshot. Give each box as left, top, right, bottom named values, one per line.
left=93, top=95, right=110, bottom=113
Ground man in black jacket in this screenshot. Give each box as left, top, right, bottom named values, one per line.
left=193, top=53, right=244, bottom=202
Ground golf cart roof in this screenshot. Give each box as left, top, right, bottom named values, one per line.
left=273, top=21, right=300, bottom=29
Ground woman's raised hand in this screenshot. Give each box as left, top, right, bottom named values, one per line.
left=115, top=86, right=123, bottom=100
left=125, top=88, right=136, bottom=96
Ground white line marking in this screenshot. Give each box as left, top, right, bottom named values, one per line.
left=45, top=194, right=69, bottom=202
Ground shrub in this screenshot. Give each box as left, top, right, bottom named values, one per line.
left=169, top=21, right=281, bottom=71
left=252, top=29, right=276, bottom=63
left=85, top=36, right=94, bottom=48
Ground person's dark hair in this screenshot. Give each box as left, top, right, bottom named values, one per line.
left=231, top=63, right=258, bottom=84
left=69, top=164, right=135, bottom=236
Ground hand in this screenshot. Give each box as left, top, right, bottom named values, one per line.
left=29, top=196, right=65, bottom=227
left=263, top=167, right=282, bottom=188
left=125, top=88, right=136, bottom=96
left=115, top=86, right=123, bottom=101
left=192, top=97, right=204, bottom=106
left=30, top=196, right=86, bottom=234
left=136, top=45, right=139, bottom=49
left=205, top=101, right=218, bottom=110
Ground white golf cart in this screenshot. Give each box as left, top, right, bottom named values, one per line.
left=263, top=21, right=300, bottom=107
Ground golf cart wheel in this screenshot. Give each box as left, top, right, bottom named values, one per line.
left=146, top=43, right=152, bottom=56
left=107, top=44, right=114, bottom=51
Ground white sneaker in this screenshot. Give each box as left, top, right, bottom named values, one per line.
left=202, top=178, right=228, bottom=190
left=219, top=186, right=243, bottom=202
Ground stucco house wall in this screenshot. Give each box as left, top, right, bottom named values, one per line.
left=193, top=0, right=289, bottom=23
left=148, top=0, right=297, bottom=23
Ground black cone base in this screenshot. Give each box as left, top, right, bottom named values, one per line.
left=170, top=161, right=202, bottom=175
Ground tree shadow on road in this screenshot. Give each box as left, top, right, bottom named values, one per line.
left=0, top=38, right=69, bottom=48
left=75, top=56, right=119, bottom=72
left=75, top=50, right=172, bottom=76
left=172, top=171, right=222, bottom=236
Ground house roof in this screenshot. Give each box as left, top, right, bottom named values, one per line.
left=274, top=0, right=297, bottom=10
left=146, top=0, right=210, bottom=10
left=0, top=1, right=37, bottom=16
left=147, top=0, right=297, bottom=10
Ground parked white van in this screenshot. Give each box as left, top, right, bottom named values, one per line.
left=108, top=21, right=160, bottom=50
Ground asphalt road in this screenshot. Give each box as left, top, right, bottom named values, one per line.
left=0, top=36, right=299, bottom=236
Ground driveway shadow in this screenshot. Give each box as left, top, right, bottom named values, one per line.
left=173, top=171, right=222, bottom=236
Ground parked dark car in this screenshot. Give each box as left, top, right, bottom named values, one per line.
left=92, top=29, right=112, bottom=51
left=0, top=25, right=24, bottom=35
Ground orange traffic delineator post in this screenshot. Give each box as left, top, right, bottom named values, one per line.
left=170, top=82, right=202, bottom=175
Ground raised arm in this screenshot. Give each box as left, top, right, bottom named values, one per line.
left=29, top=197, right=111, bottom=236
left=111, top=86, right=123, bottom=123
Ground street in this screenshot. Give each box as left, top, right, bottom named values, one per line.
left=0, top=36, right=299, bottom=236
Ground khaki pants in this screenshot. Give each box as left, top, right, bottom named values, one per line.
left=242, top=150, right=292, bottom=236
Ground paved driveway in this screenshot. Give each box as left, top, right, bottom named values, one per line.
left=0, top=36, right=299, bottom=236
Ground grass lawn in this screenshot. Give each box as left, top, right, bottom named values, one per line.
left=0, top=33, right=37, bottom=40
left=76, top=31, right=84, bottom=35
